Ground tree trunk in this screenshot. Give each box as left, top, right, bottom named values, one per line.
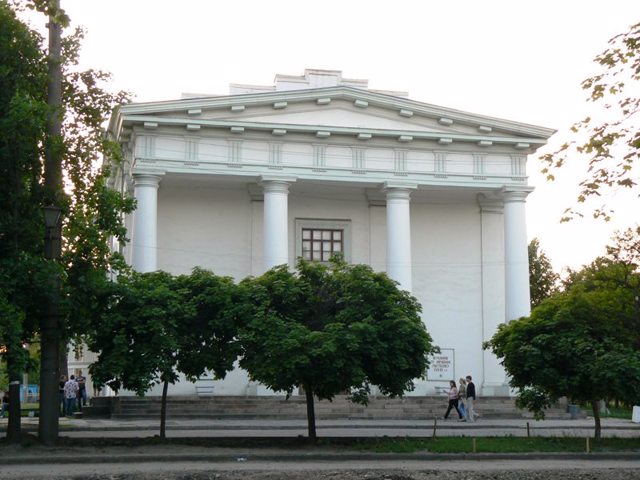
left=304, top=385, right=317, bottom=441
left=6, top=357, right=22, bottom=443
left=591, top=399, right=601, bottom=440
left=160, top=379, right=169, bottom=439
left=39, top=0, right=64, bottom=447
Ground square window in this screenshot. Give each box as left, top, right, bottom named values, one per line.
left=296, top=220, right=350, bottom=264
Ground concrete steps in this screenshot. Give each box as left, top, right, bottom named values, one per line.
left=88, top=395, right=572, bottom=420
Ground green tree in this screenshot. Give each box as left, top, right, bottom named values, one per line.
left=0, top=0, right=49, bottom=442
left=541, top=22, right=640, bottom=221
left=528, top=238, right=560, bottom=309
left=484, top=287, right=640, bottom=439
left=563, top=227, right=640, bottom=344
left=89, top=269, right=242, bottom=439
left=239, top=259, right=437, bottom=441
left=0, top=1, right=134, bottom=442
left=88, top=272, right=183, bottom=439
left=175, top=268, right=242, bottom=383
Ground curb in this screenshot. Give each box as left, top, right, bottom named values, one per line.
left=1, top=451, right=640, bottom=465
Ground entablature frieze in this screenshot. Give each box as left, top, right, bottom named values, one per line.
left=123, top=114, right=546, bottom=152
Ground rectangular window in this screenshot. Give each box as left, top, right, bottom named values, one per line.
left=301, top=228, right=343, bottom=262
left=295, top=219, right=351, bottom=263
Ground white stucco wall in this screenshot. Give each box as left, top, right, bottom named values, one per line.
left=128, top=180, right=497, bottom=396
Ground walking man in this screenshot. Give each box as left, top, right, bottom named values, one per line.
left=64, top=375, right=79, bottom=417
left=465, top=375, right=478, bottom=422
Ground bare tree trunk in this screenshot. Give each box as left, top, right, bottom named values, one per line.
left=6, top=356, right=22, bottom=443
left=591, top=399, right=601, bottom=440
left=160, top=379, right=169, bottom=439
left=304, top=385, right=317, bottom=441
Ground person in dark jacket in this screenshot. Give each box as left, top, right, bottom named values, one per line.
left=465, top=375, right=479, bottom=422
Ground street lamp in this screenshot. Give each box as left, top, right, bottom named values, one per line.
left=43, top=205, right=62, bottom=259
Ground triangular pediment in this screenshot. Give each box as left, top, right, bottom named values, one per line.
left=160, top=101, right=471, bottom=136
left=114, top=86, right=555, bottom=146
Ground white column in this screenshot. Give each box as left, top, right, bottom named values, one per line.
left=384, top=185, right=414, bottom=292
left=478, top=194, right=509, bottom=396
left=503, top=189, right=531, bottom=321
left=132, top=173, right=163, bottom=272
left=261, top=178, right=292, bottom=271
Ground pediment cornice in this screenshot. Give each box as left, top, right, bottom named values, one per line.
left=114, top=86, right=556, bottom=141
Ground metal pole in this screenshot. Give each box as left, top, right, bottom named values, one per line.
left=39, top=0, right=63, bottom=445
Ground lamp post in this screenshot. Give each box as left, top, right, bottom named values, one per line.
left=43, top=205, right=62, bottom=257
left=40, top=204, right=62, bottom=443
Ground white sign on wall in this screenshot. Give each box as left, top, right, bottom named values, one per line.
left=427, top=349, right=455, bottom=381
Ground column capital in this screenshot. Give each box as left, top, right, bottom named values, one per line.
left=132, top=172, right=164, bottom=188
left=501, top=187, right=533, bottom=203
left=477, top=193, right=503, bottom=214
left=259, top=175, right=297, bottom=194
left=382, top=182, right=417, bottom=202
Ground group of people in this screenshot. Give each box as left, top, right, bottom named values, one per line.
left=443, top=375, right=479, bottom=422
left=59, top=371, right=88, bottom=417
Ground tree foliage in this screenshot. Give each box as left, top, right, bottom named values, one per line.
left=0, top=0, right=50, bottom=441
left=89, top=272, right=183, bottom=438
left=89, top=269, right=242, bottom=438
left=528, top=238, right=560, bottom=309
left=485, top=261, right=640, bottom=439
left=239, top=258, right=437, bottom=440
left=0, top=1, right=134, bottom=441
left=541, top=22, right=640, bottom=221
left=174, top=268, right=243, bottom=381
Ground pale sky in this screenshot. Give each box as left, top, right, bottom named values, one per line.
left=24, top=0, right=640, bottom=272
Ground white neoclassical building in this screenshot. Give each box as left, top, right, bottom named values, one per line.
left=103, top=69, right=554, bottom=397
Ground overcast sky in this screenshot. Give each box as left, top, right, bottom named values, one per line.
left=24, top=0, right=640, bottom=272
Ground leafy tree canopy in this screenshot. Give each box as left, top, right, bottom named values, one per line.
left=528, top=238, right=560, bottom=309
left=541, top=22, right=640, bottom=221
left=485, top=273, right=640, bottom=439
left=239, top=258, right=437, bottom=439
left=88, top=269, right=242, bottom=437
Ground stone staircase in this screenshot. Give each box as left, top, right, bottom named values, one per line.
left=86, top=395, right=572, bottom=420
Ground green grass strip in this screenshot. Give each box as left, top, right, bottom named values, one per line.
left=347, top=436, right=640, bottom=453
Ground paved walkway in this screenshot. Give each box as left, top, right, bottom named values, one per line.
left=2, top=416, right=639, bottom=438
left=1, top=416, right=639, bottom=474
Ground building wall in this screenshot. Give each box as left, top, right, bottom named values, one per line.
left=123, top=182, right=495, bottom=396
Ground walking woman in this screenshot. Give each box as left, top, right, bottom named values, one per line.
left=458, top=377, right=467, bottom=421
left=443, top=380, right=463, bottom=420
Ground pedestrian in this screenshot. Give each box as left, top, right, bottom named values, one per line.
left=64, top=375, right=79, bottom=417
left=443, top=380, right=463, bottom=420
left=59, top=375, right=67, bottom=415
left=76, top=370, right=87, bottom=411
left=457, top=377, right=467, bottom=420
left=1, top=390, right=9, bottom=418
left=465, top=374, right=479, bottom=422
